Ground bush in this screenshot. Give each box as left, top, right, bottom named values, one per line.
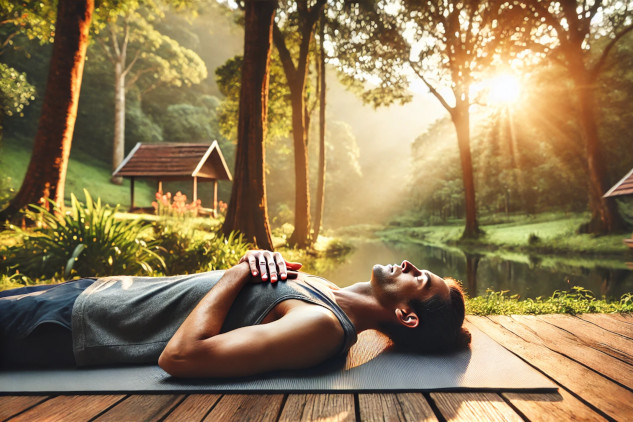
left=152, top=220, right=249, bottom=275
left=467, top=286, right=633, bottom=315
left=0, top=190, right=164, bottom=279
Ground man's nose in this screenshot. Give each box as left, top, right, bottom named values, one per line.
left=401, top=260, right=421, bottom=275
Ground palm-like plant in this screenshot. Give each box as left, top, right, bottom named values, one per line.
left=1, top=190, right=164, bottom=279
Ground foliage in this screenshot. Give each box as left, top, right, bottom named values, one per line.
left=0, top=63, right=36, bottom=118
left=152, top=219, right=249, bottom=275
left=215, top=54, right=292, bottom=142
left=467, top=287, right=633, bottom=315
left=0, top=190, right=164, bottom=279
left=161, top=96, right=223, bottom=141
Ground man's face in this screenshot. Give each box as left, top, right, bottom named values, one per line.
left=370, top=260, right=450, bottom=307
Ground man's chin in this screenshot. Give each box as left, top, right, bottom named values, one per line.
left=371, top=264, right=390, bottom=284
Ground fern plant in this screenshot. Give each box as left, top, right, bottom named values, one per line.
left=1, top=190, right=164, bottom=279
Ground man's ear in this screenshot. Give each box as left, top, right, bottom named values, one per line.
left=395, top=308, right=419, bottom=328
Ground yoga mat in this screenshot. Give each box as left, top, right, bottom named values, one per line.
left=0, top=325, right=556, bottom=394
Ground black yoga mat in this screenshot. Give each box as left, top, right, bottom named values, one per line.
left=0, top=325, right=556, bottom=394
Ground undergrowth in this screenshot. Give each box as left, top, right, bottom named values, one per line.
left=467, top=286, right=633, bottom=315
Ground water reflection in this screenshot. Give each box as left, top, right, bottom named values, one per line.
left=308, top=241, right=633, bottom=300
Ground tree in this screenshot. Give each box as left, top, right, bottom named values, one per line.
left=94, top=8, right=206, bottom=184
left=518, top=0, right=632, bottom=233
left=221, top=0, right=275, bottom=250
left=0, top=0, right=94, bottom=221
left=312, top=14, right=327, bottom=241
left=272, top=0, right=327, bottom=247
left=0, top=1, right=56, bottom=137
left=331, top=1, right=515, bottom=238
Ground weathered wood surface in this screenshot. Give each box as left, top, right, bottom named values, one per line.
left=1, top=315, right=631, bottom=421
left=431, top=392, right=522, bottom=422
left=0, top=396, right=49, bottom=421
left=280, top=394, right=354, bottom=422
left=7, top=395, right=124, bottom=422
left=468, top=316, right=633, bottom=421
left=576, top=313, right=633, bottom=339
left=358, top=393, right=437, bottom=422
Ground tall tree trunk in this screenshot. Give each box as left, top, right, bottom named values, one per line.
left=313, top=18, right=326, bottom=241
left=571, top=68, right=625, bottom=234
left=287, top=84, right=311, bottom=248
left=0, top=0, right=94, bottom=221
left=221, top=0, right=274, bottom=250
left=111, top=59, right=125, bottom=184
left=451, top=102, right=480, bottom=238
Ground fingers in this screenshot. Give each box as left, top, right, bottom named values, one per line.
left=274, top=252, right=287, bottom=280
left=240, top=250, right=299, bottom=283
left=247, top=255, right=259, bottom=277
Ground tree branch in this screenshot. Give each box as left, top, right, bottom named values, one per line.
left=590, top=22, right=633, bottom=80
left=122, top=49, right=141, bottom=78
left=109, top=21, right=121, bottom=59
left=272, top=22, right=298, bottom=82
left=408, top=59, right=455, bottom=116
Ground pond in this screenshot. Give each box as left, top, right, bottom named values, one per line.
left=304, top=240, right=633, bottom=300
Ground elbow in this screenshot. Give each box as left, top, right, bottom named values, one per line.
left=158, top=346, right=191, bottom=378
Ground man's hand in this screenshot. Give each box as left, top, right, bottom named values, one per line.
left=239, top=250, right=302, bottom=283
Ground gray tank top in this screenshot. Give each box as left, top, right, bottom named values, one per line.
left=72, top=271, right=357, bottom=366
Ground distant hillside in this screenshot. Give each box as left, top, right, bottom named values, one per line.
left=0, top=136, right=155, bottom=208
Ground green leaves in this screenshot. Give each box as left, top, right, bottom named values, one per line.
left=467, top=286, right=633, bottom=315
left=0, top=189, right=165, bottom=279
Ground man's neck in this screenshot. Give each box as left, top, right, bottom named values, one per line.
left=332, top=281, right=391, bottom=333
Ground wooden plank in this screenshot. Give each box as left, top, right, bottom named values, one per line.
left=0, top=396, right=50, bottom=420
left=467, top=316, right=633, bottom=421
left=9, top=395, right=124, bottom=422
left=203, top=394, right=284, bottom=422
left=93, top=394, right=184, bottom=422
left=603, top=313, right=633, bottom=325
left=163, top=394, right=221, bottom=422
left=576, top=314, right=633, bottom=339
left=430, top=392, right=522, bottom=422
left=505, top=315, right=633, bottom=389
left=358, top=393, right=437, bottom=422
left=503, top=390, right=607, bottom=422
left=280, top=394, right=354, bottom=422
left=538, top=314, right=633, bottom=365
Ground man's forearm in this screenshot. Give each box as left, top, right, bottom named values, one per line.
left=163, top=262, right=251, bottom=351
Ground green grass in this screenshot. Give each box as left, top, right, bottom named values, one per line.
left=1, top=136, right=155, bottom=208
left=467, top=287, right=633, bottom=315
left=379, top=212, right=631, bottom=257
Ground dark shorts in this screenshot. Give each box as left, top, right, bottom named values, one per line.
left=0, top=278, right=95, bottom=368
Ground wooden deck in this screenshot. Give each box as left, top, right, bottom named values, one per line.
left=2, top=314, right=633, bottom=421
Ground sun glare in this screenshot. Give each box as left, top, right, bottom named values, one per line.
left=487, top=74, right=521, bottom=105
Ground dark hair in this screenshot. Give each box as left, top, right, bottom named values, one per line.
left=380, top=278, right=472, bottom=353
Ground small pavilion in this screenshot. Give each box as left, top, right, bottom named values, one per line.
left=604, top=167, right=633, bottom=198
left=604, top=166, right=633, bottom=251
left=112, top=141, right=232, bottom=214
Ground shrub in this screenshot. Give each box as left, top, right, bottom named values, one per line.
left=152, top=221, right=249, bottom=275
left=0, top=190, right=164, bottom=279
left=466, top=286, right=633, bottom=315
left=528, top=233, right=541, bottom=245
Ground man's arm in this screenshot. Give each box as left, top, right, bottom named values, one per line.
left=158, top=262, right=344, bottom=378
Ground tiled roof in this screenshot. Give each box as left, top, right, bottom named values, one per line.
left=112, top=141, right=232, bottom=181
left=604, top=167, right=633, bottom=198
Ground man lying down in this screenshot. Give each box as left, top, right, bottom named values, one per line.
left=0, top=250, right=471, bottom=377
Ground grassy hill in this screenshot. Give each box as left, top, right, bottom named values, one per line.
left=0, top=136, right=155, bottom=208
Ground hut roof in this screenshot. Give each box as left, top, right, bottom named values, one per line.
left=604, top=167, right=633, bottom=198
left=112, top=141, right=232, bottom=181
